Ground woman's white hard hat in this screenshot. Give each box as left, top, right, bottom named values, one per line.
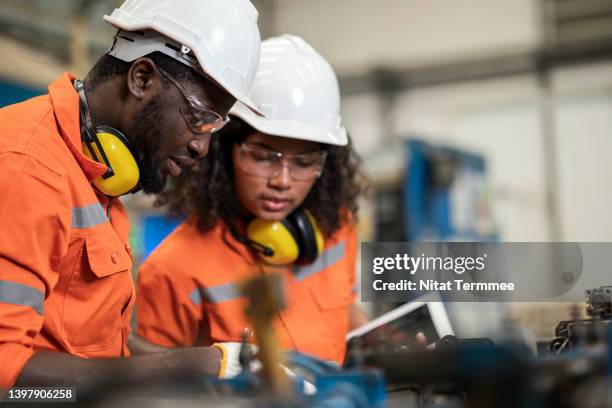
left=230, top=35, right=347, bottom=145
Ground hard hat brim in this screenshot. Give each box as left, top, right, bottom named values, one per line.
left=234, top=96, right=264, bottom=117
left=230, top=102, right=348, bottom=146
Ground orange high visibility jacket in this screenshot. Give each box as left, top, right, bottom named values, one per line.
left=0, top=73, right=134, bottom=388
left=136, top=219, right=357, bottom=364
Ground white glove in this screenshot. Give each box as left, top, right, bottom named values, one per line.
left=212, top=342, right=258, bottom=379
left=212, top=343, right=315, bottom=395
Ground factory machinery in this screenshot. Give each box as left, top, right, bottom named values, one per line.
left=73, top=281, right=612, bottom=408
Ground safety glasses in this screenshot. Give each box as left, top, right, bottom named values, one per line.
left=237, top=142, right=327, bottom=181
left=157, top=66, right=229, bottom=134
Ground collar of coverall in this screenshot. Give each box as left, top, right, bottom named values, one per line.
left=48, top=72, right=109, bottom=183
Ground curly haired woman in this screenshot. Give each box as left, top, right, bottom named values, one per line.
left=132, top=36, right=369, bottom=373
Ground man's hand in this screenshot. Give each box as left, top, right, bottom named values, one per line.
left=211, top=343, right=316, bottom=396
left=129, top=334, right=257, bottom=380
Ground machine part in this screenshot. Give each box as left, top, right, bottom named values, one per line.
left=435, top=335, right=495, bottom=350
left=546, top=287, right=612, bottom=354
left=240, top=273, right=291, bottom=397
left=586, top=286, right=612, bottom=318
left=240, top=327, right=256, bottom=371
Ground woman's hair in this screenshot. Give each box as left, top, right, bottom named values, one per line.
left=156, top=118, right=368, bottom=238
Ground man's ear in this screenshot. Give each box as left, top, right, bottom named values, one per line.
left=126, top=57, right=161, bottom=100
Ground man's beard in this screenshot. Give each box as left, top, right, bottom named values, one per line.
left=125, top=94, right=166, bottom=195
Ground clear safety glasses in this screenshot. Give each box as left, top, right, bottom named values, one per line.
left=157, top=66, right=230, bottom=134
left=237, top=142, right=327, bottom=181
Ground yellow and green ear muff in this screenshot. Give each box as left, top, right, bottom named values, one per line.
left=82, top=126, right=140, bottom=197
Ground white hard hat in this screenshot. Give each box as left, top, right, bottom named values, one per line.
left=230, top=35, right=347, bottom=145
left=104, top=0, right=263, bottom=116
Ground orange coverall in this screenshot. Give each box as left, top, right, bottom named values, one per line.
left=0, top=73, right=134, bottom=388
left=136, top=219, right=357, bottom=364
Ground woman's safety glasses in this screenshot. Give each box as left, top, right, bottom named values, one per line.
left=237, top=142, right=327, bottom=181
left=157, top=66, right=229, bottom=134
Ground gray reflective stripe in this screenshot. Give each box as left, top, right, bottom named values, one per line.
left=191, top=283, right=241, bottom=305
left=293, top=241, right=346, bottom=282
left=352, top=283, right=359, bottom=293
left=190, top=241, right=347, bottom=304
left=0, top=281, right=44, bottom=315
left=189, top=288, right=203, bottom=305
left=72, top=204, right=108, bottom=229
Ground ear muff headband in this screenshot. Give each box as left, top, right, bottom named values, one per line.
left=287, top=209, right=318, bottom=264
left=281, top=215, right=303, bottom=255
left=74, top=79, right=141, bottom=197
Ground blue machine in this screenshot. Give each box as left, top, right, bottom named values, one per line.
left=0, top=79, right=43, bottom=108
left=403, top=139, right=497, bottom=242
left=140, top=214, right=183, bottom=260
left=220, top=351, right=387, bottom=408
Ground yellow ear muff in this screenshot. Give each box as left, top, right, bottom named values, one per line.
left=246, top=210, right=325, bottom=265
left=247, top=219, right=300, bottom=265
left=82, top=128, right=140, bottom=197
